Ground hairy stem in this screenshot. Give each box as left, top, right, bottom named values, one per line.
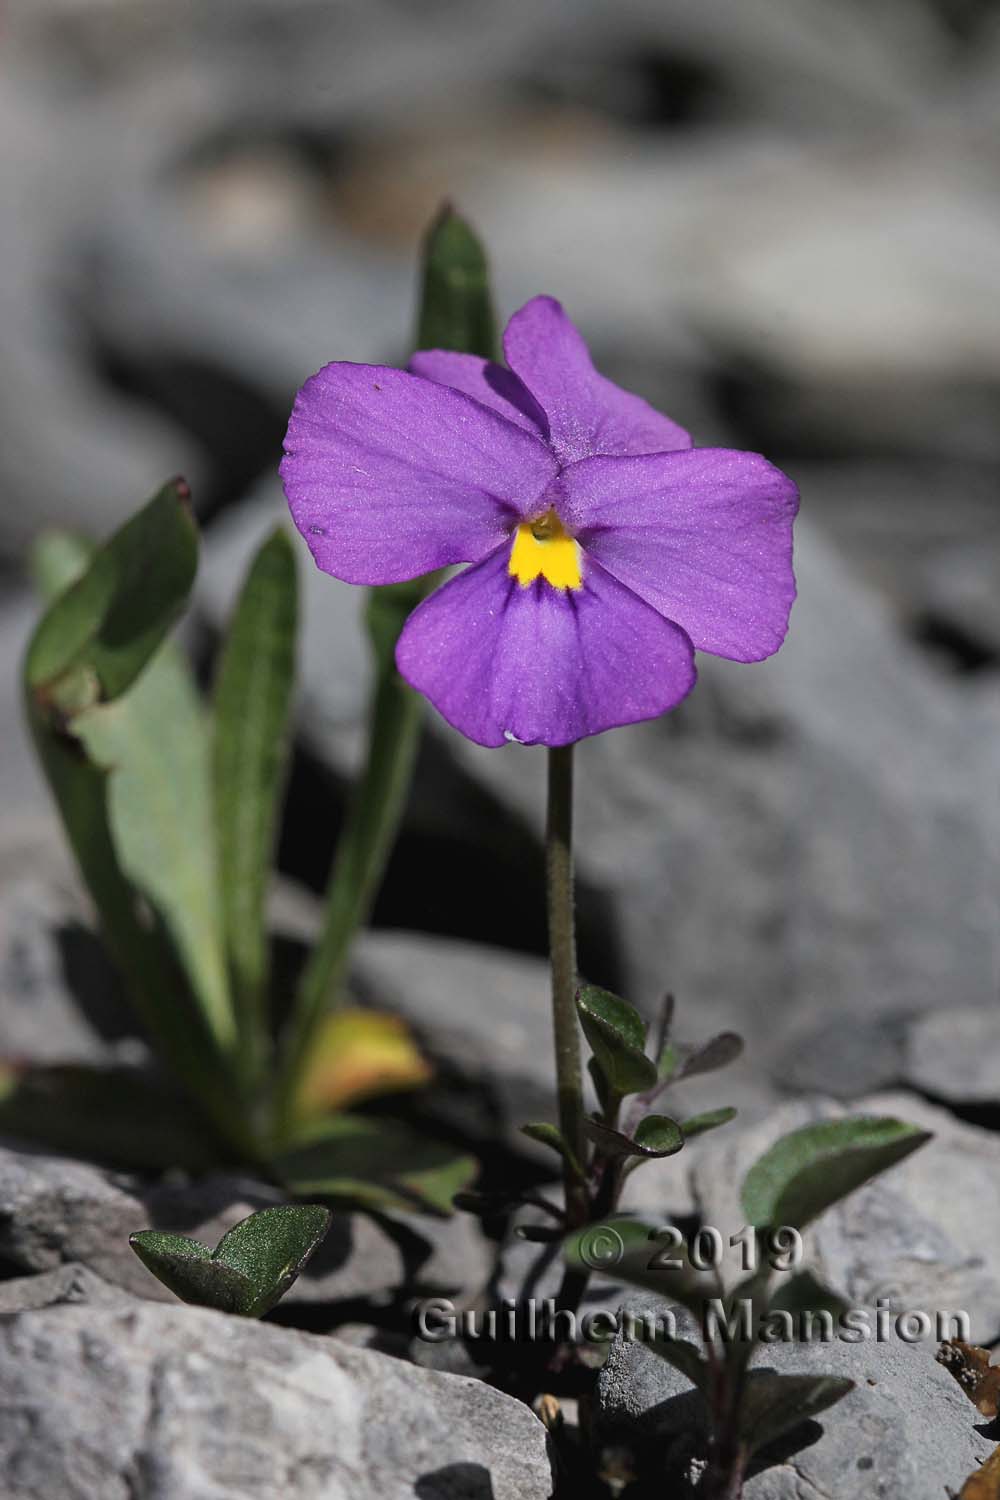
left=546, top=745, right=589, bottom=1229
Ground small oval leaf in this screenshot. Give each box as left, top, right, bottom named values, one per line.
left=679, top=1106, right=738, bottom=1140
left=129, top=1230, right=254, bottom=1315
left=576, top=984, right=657, bottom=1096
left=212, top=1204, right=332, bottom=1317
left=741, top=1116, right=932, bottom=1230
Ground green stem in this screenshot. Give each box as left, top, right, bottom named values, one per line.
left=272, top=639, right=424, bottom=1139
left=546, top=744, right=589, bottom=1229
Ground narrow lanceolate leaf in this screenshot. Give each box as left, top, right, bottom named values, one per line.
left=738, top=1372, right=854, bottom=1457
left=415, top=203, right=498, bottom=360
left=576, top=984, right=658, bottom=1096
left=741, top=1116, right=932, bottom=1231
left=212, top=529, right=297, bottom=1070
left=73, top=640, right=234, bottom=1052
left=23, top=492, right=244, bottom=1145
left=26, top=478, right=197, bottom=707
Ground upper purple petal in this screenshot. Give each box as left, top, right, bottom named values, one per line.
left=408, top=350, right=548, bottom=439
left=280, top=363, right=558, bottom=585
left=502, top=296, right=691, bottom=465
left=395, top=543, right=697, bottom=748
left=558, top=449, right=799, bottom=662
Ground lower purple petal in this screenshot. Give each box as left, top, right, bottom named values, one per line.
left=396, top=544, right=696, bottom=748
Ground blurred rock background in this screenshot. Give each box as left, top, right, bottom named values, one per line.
left=2, top=0, right=998, bottom=1101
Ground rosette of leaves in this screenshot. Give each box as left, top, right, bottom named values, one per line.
left=6, top=207, right=494, bottom=1223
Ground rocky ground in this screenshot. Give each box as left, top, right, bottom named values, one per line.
left=2, top=2, right=999, bottom=1498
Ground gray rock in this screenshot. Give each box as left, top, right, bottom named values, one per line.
left=0, top=827, right=144, bottom=1068
left=0, top=1275, right=554, bottom=1500
left=0, top=1144, right=491, bottom=1312
left=0, top=1261, right=123, bottom=1314
left=903, top=1008, right=1000, bottom=1107
left=690, top=1092, right=1000, bottom=1343
left=595, top=1291, right=993, bottom=1498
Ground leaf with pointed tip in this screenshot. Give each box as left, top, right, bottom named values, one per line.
left=130, top=1230, right=253, bottom=1314
left=520, top=1122, right=585, bottom=1180
left=212, top=1205, right=332, bottom=1317
left=576, top=984, right=657, bottom=1096
left=585, top=1114, right=684, bottom=1161
left=213, top=528, right=297, bottom=1066
left=22, top=496, right=244, bottom=1138
left=275, top=1115, right=476, bottom=1217
left=679, top=1106, right=738, bottom=1140
left=739, top=1372, right=854, bottom=1456
left=415, top=203, right=498, bottom=359
left=741, top=1116, right=932, bottom=1230
left=26, top=479, right=197, bottom=707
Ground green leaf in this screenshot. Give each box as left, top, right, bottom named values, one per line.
left=73, top=639, right=234, bottom=1051
left=28, top=529, right=93, bottom=601
left=275, top=1116, right=477, bottom=1217
left=674, top=1032, right=744, bottom=1082
left=739, top=1372, right=854, bottom=1457
left=22, top=489, right=247, bottom=1144
left=576, top=984, right=657, bottom=1096
left=585, top=1114, right=684, bottom=1161
left=520, top=1122, right=586, bottom=1180
left=26, top=478, right=197, bottom=706
left=679, top=1106, right=738, bottom=1140
left=129, top=1230, right=251, bottom=1313
left=129, top=1205, right=331, bottom=1318
left=212, top=1204, right=331, bottom=1317
left=0, top=1064, right=227, bottom=1172
left=741, top=1116, right=932, bottom=1231
left=212, top=528, right=297, bottom=1070
left=415, top=203, right=498, bottom=360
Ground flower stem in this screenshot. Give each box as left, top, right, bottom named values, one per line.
left=546, top=744, right=589, bottom=1230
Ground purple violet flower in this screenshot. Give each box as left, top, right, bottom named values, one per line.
left=280, top=296, right=798, bottom=748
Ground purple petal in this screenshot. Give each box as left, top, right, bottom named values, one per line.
left=559, top=449, right=799, bottom=662
left=503, top=296, right=691, bottom=464
left=395, top=544, right=696, bottom=748
left=281, top=364, right=557, bottom=584
left=408, top=350, right=548, bottom=438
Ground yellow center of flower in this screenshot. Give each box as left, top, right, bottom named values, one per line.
left=508, top=509, right=582, bottom=591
